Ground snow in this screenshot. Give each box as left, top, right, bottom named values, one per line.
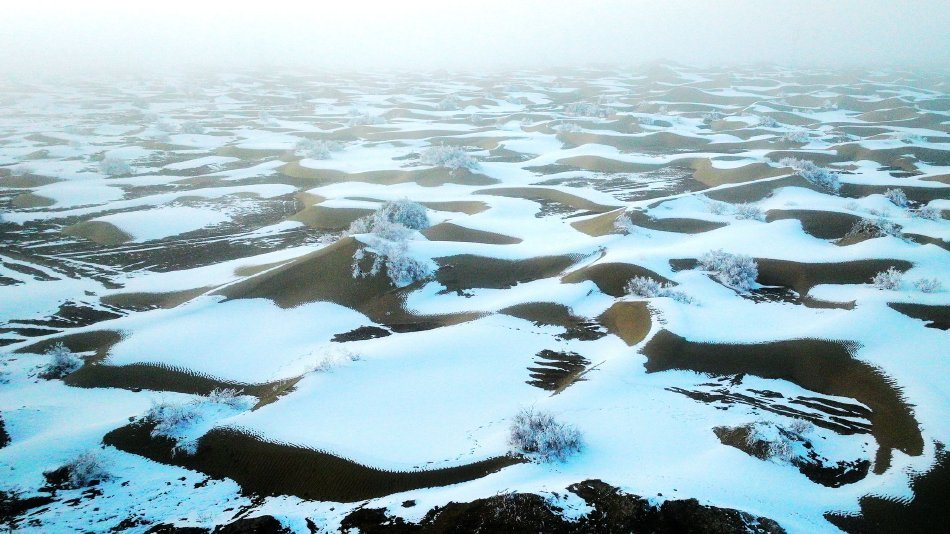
left=94, top=206, right=230, bottom=242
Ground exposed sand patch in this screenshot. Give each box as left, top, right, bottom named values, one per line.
left=597, top=301, right=652, bottom=346
left=473, top=187, right=620, bottom=213
left=280, top=161, right=499, bottom=187
left=61, top=220, right=133, bottom=246
left=422, top=223, right=522, bottom=245
left=562, top=262, right=673, bottom=297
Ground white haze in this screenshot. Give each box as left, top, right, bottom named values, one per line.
left=2, top=0, right=948, bottom=76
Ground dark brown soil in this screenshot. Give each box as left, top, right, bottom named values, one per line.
left=887, top=303, right=949, bottom=330
left=642, top=330, right=923, bottom=472
left=104, top=424, right=520, bottom=503
left=562, top=262, right=673, bottom=297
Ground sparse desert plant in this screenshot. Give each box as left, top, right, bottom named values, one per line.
left=915, top=205, right=941, bottom=220
left=295, top=138, right=343, bottom=160
left=846, top=217, right=903, bottom=240
left=744, top=420, right=811, bottom=463
left=624, top=276, right=693, bottom=304
left=701, top=111, right=725, bottom=124
left=913, top=278, right=942, bottom=293
left=900, top=133, right=926, bottom=144
left=554, top=121, right=582, bottom=133
left=884, top=188, right=909, bottom=208
left=508, top=408, right=582, bottom=463
left=145, top=390, right=253, bottom=455
left=781, top=130, right=811, bottom=144
left=698, top=250, right=758, bottom=291
left=352, top=239, right=432, bottom=287
left=52, top=450, right=111, bottom=488
left=179, top=121, right=205, bottom=134
left=420, top=144, right=479, bottom=170
left=437, top=95, right=461, bottom=111
left=565, top=101, right=608, bottom=118
left=347, top=110, right=384, bottom=127
left=871, top=268, right=903, bottom=290
left=705, top=200, right=731, bottom=215
left=779, top=157, right=839, bottom=192
left=348, top=199, right=433, bottom=287
left=40, top=342, right=82, bottom=379
left=612, top=211, right=638, bottom=235
left=734, top=203, right=765, bottom=221
left=756, top=115, right=780, bottom=128
left=311, top=347, right=361, bottom=372
left=205, top=388, right=250, bottom=409
left=99, top=156, right=131, bottom=176
left=348, top=198, right=431, bottom=236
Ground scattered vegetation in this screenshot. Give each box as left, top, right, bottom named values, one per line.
left=437, top=95, right=461, bottom=111
left=39, top=342, right=82, bottom=379
left=913, top=277, right=942, bottom=293
left=420, top=144, right=480, bottom=170
left=310, top=347, right=361, bottom=373
left=145, top=389, right=254, bottom=455
left=565, top=101, right=609, bottom=118
left=915, top=205, right=941, bottom=220
left=347, top=110, right=385, bottom=127
left=624, top=276, right=693, bottom=304
left=508, top=408, right=582, bottom=463
left=49, top=450, right=111, bottom=489
left=98, top=156, right=131, bottom=176
left=295, top=138, right=343, bottom=160
left=884, top=188, right=909, bottom=208
left=871, top=268, right=903, bottom=290
left=755, top=115, right=780, bottom=128
left=781, top=130, right=811, bottom=144
left=698, top=250, right=758, bottom=291
left=733, top=203, right=765, bottom=221
left=779, top=157, right=840, bottom=192
left=846, top=217, right=903, bottom=240
left=349, top=199, right=434, bottom=287
left=744, top=419, right=814, bottom=462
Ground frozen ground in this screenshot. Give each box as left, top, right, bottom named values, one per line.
left=0, top=64, right=947, bottom=532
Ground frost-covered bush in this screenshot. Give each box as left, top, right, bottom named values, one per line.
left=884, top=188, right=909, bottom=208
left=99, top=156, right=131, bottom=176
left=565, top=101, right=608, bottom=118
left=347, top=111, right=384, bottom=127
left=612, top=212, right=638, bottom=235
left=180, top=121, right=205, bottom=134
left=554, top=121, right=582, bottom=133
left=915, top=205, right=941, bottom=221
left=900, top=133, right=926, bottom=144
left=871, top=268, right=903, bottom=290
left=352, top=240, right=432, bottom=288
left=348, top=199, right=433, bottom=287
left=779, top=157, right=840, bottom=193
left=625, top=276, right=693, bottom=304
left=744, top=422, right=800, bottom=462
left=701, top=111, right=725, bottom=124
left=705, top=200, right=731, bottom=216
left=295, top=138, right=343, bottom=160
left=56, top=450, right=111, bottom=488
left=781, top=130, right=811, bottom=144
left=846, top=218, right=902, bottom=240
left=756, top=115, right=780, bottom=128
left=420, top=144, right=480, bottom=170
left=311, top=347, right=361, bottom=372
left=40, top=342, right=82, bottom=379
left=508, top=408, right=582, bottom=463
left=146, top=389, right=253, bottom=455
left=10, top=163, right=34, bottom=177
left=734, top=203, right=765, bottom=221
left=913, top=277, right=942, bottom=293
left=698, top=250, right=758, bottom=291
left=437, top=95, right=461, bottom=111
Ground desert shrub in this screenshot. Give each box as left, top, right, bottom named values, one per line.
left=295, top=138, right=342, bottom=160
left=437, top=95, right=461, bottom=111
left=56, top=450, right=111, bottom=488
left=311, top=347, right=361, bottom=372
left=705, top=200, right=731, bottom=215
left=744, top=420, right=812, bottom=463
left=846, top=218, right=902, bottom=240
left=348, top=200, right=433, bottom=287
left=508, top=408, right=582, bottom=463
left=781, top=130, right=810, bottom=144
left=99, top=156, right=131, bottom=176
left=179, top=121, right=204, bottom=134
left=756, top=115, right=780, bottom=128
left=734, top=203, right=764, bottom=221
left=871, top=268, right=903, bottom=290
left=701, top=111, right=725, bottom=124
left=420, top=144, right=479, bottom=170
left=915, top=205, right=941, bottom=220
left=900, top=133, right=926, bottom=144
left=347, top=111, right=384, bottom=127
left=352, top=240, right=432, bottom=287
left=884, top=188, right=909, bottom=208
left=40, top=342, right=82, bottom=379
left=625, top=276, right=693, bottom=304
left=698, top=250, right=758, bottom=291
left=565, top=101, right=608, bottom=118
left=348, top=199, right=431, bottom=236
left=612, top=211, right=639, bottom=235
left=779, top=157, right=839, bottom=192
left=913, top=278, right=942, bottom=293
left=146, top=390, right=253, bottom=455
left=554, top=121, right=582, bottom=133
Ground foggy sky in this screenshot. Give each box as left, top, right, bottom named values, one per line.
left=3, top=0, right=948, bottom=76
